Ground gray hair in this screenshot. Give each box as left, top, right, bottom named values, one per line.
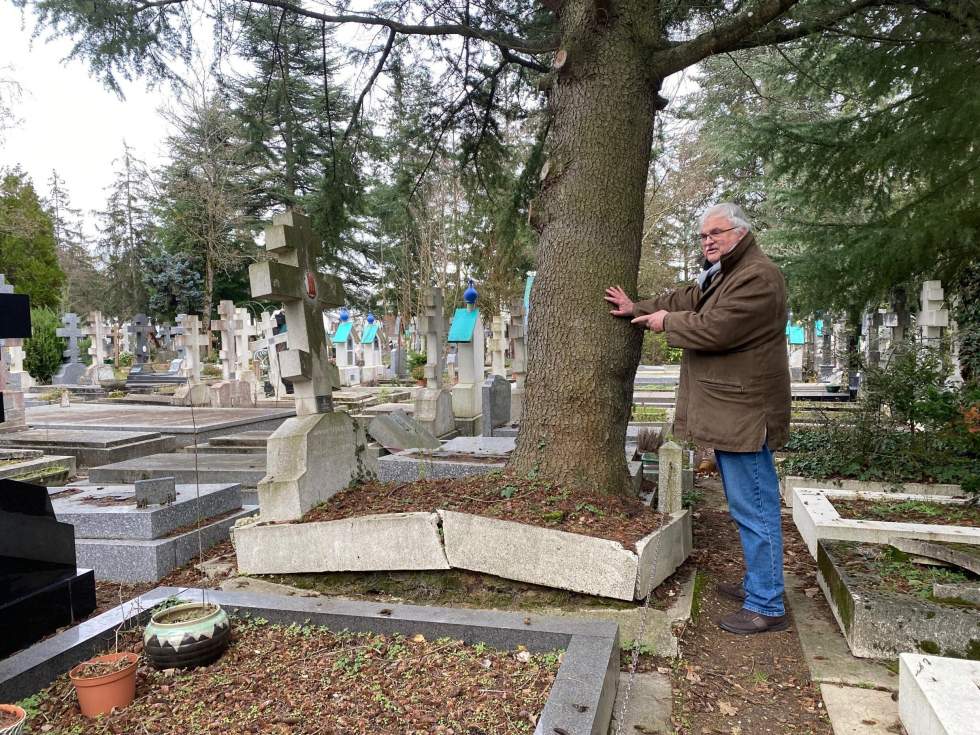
left=700, top=202, right=752, bottom=232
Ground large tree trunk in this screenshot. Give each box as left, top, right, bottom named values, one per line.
left=509, top=3, right=659, bottom=495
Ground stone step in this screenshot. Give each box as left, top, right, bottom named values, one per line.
left=89, top=452, right=267, bottom=488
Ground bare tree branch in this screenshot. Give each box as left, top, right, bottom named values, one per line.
left=342, top=26, right=396, bottom=146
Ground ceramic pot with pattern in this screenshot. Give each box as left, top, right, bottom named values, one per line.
left=143, top=602, right=231, bottom=670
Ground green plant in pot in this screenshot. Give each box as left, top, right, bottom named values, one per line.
left=143, top=600, right=231, bottom=670
left=0, top=704, right=26, bottom=735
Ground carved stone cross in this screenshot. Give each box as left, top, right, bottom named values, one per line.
left=175, top=314, right=205, bottom=381
left=129, top=314, right=152, bottom=365
left=212, top=300, right=242, bottom=380
left=419, top=287, right=446, bottom=389
left=249, top=210, right=345, bottom=415
left=56, top=313, right=83, bottom=365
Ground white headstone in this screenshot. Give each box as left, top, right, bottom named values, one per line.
left=413, top=287, right=455, bottom=436
left=212, top=300, right=241, bottom=381
left=509, top=299, right=527, bottom=423
left=490, top=314, right=507, bottom=377
left=919, top=280, right=948, bottom=346
left=252, top=311, right=289, bottom=398
left=174, top=314, right=205, bottom=382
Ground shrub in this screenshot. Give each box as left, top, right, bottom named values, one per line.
left=117, top=352, right=134, bottom=367
left=24, top=308, right=63, bottom=383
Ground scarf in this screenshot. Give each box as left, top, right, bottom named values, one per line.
left=697, top=259, right=722, bottom=291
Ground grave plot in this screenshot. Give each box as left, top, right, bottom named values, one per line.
left=234, top=473, right=692, bottom=601
left=24, top=403, right=294, bottom=448
left=0, top=428, right=175, bottom=467
left=817, top=539, right=980, bottom=659
left=49, top=480, right=256, bottom=582
left=792, top=486, right=980, bottom=558
left=182, top=430, right=272, bottom=454
left=780, top=475, right=964, bottom=508
left=899, top=654, right=980, bottom=735
left=0, top=587, right=618, bottom=735
left=88, top=452, right=267, bottom=491
left=0, top=448, right=76, bottom=484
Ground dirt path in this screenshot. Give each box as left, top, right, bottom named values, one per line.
left=651, top=476, right=833, bottom=734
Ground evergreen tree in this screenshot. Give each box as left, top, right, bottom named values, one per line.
left=95, top=143, right=156, bottom=316
left=23, top=307, right=63, bottom=382
left=46, top=170, right=104, bottom=313
left=0, top=168, right=64, bottom=309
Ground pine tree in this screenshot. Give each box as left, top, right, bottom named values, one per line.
left=46, top=170, right=104, bottom=313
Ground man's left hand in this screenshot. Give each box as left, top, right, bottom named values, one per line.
left=631, top=310, right=668, bottom=332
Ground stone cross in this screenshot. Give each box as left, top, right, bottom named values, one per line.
left=56, top=313, right=83, bottom=366
left=490, top=314, right=507, bottom=377
left=419, top=287, right=446, bottom=389
left=128, top=315, right=152, bottom=365
left=248, top=210, right=346, bottom=416
left=86, top=311, right=109, bottom=365
left=919, top=280, right=948, bottom=346
left=212, top=300, right=241, bottom=380
left=119, top=320, right=132, bottom=356
left=175, top=314, right=205, bottom=382
left=234, top=307, right=257, bottom=379
left=252, top=311, right=288, bottom=396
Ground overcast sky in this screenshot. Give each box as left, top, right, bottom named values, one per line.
left=0, top=3, right=177, bottom=239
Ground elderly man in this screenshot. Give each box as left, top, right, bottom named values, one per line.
left=605, top=203, right=791, bottom=634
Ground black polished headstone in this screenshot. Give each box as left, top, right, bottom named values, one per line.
left=0, top=294, right=31, bottom=339
left=0, top=478, right=96, bottom=658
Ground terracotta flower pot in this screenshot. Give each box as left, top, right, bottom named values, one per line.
left=69, top=652, right=139, bottom=718
left=0, top=704, right=27, bottom=735
left=144, top=602, right=231, bottom=670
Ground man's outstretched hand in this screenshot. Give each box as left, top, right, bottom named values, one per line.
left=604, top=286, right=635, bottom=317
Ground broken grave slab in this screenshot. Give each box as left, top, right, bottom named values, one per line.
left=817, top=540, right=980, bottom=660
left=792, top=487, right=980, bottom=559
left=889, top=538, right=980, bottom=575
left=0, top=587, right=619, bottom=735
left=0, top=449, right=76, bottom=483
left=367, top=409, right=440, bottom=452
left=899, top=654, right=980, bottom=735
left=233, top=512, right=449, bottom=575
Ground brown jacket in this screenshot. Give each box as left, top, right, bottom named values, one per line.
left=634, top=234, right=790, bottom=452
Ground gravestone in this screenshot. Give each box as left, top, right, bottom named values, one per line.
left=0, top=276, right=30, bottom=430
left=413, top=287, right=455, bottom=437
left=368, top=409, right=440, bottom=452
left=252, top=311, right=289, bottom=398
left=919, top=280, right=948, bottom=347
left=480, top=375, right=511, bottom=437
left=657, top=441, right=683, bottom=514
left=0, top=477, right=96, bottom=658
left=84, top=311, right=114, bottom=383
left=172, top=314, right=210, bottom=407
left=135, top=476, right=177, bottom=507
left=490, top=314, right=507, bottom=377
left=508, top=299, right=527, bottom=423
left=52, top=313, right=87, bottom=385
left=128, top=314, right=153, bottom=370
left=213, top=300, right=241, bottom=381
left=234, top=307, right=257, bottom=380
left=449, top=281, right=485, bottom=433
left=248, top=210, right=377, bottom=521
left=331, top=309, right=361, bottom=386
left=118, top=320, right=133, bottom=356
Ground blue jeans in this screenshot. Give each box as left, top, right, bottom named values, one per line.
left=715, top=445, right=785, bottom=616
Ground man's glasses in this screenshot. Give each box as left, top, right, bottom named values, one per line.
left=697, top=226, right=737, bottom=243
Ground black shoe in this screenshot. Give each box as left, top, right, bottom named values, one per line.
left=716, top=582, right=746, bottom=602
left=718, top=608, right=789, bottom=635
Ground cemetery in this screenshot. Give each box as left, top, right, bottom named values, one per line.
left=1, top=2, right=979, bottom=734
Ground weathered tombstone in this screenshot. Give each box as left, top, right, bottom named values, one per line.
left=360, top=313, right=384, bottom=385
left=128, top=314, right=153, bottom=370
left=118, top=319, right=133, bottom=357
left=172, top=314, right=210, bottom=406
left=212, top=300, right=241, bottom=381
left=508, top=299, right=527, bottom=423
left=657, top=441, right=683, bottom=513
left=84, top=311, right=115, bottom=383
left=248, top=210, right=377, bottom=521
left=0, top=477, right=97, bottom=657
left=490, top=314, right=507, bottom=377
left=0, top=275, right=30, bottom=430
left=368, top=409, right=440, bottom=452
left=480, top=374, right=512, bottom=437
left=449, top=281, right=485, bottom=433
left=252, top=311, right=289, bottom=398
left=919, top=280, right=948, bottom=347
left=52, top=312, right=87, bottom=385
left=331, top=308, right=361, bottom=386
left=234, top=307, right=257, bottom=379
left=135, top=476, right=177, bottom=507
left=413, top=287, right=455, bottom=437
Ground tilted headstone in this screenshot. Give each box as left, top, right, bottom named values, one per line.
left=368, top=409, right=440, bottom=452
left=0, top=477, right=96, bottom=658
left=449, top=281, right=485, bottom=423
left=413, top=286, right=455, bottom=437
left=480, top=374, right=512, bottom=437
left=52, top=313, right=87, bottom=385
left=135, top=476, right=177, bottom=507
left=128, top=314, right=153, bottom=369
left=508, top=299, right=527, bottom=423
left=247, top=210, right=377, bottom=521
left=657, top=441, right=683, bottom=514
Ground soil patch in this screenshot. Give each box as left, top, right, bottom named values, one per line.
left=72, top=657, right=133, bottom=678
left=300, top=474, right=665, bottom=547
left=27, top=619, right=560, bottom=734
left=832, top=498, right=980, bottom=527
left=404, top=451, right=508, bottom=464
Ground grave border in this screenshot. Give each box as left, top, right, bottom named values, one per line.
left=0, top=587, right=619, bottom=735
left=780, top=475, right=964, bottom=508
left=792, top=487, right=980, bottom=558
left=899, top=654, right=980, bottom=735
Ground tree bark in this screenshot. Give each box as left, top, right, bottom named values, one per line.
left=509, top=1, right=658, bottom=495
